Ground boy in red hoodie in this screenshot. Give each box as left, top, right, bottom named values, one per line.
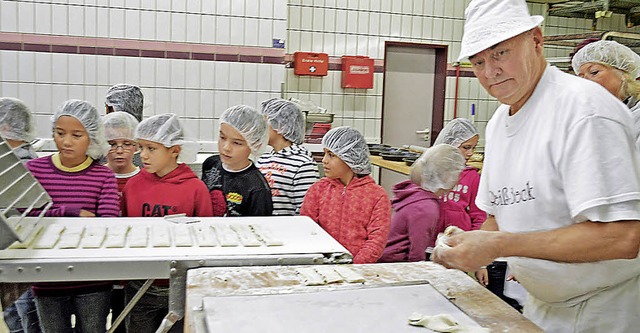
left=121, top=113, right=212, bottom=333
left=300, top=126, right=390, bottom=264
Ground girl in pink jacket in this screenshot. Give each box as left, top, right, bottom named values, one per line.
left=300, top=126, right=391, bottom=264
left=434, top=118, right=487, bottom=231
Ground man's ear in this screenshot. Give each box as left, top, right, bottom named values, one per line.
left=532, top=27, right=544, bottom=52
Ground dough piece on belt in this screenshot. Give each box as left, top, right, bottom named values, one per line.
left=173, top=224, right=193, bottom=247
left=33, top=224, right=65, bottom=249
left=152, top=225, right=172, bottom=247
left=57, top=225, right=84, bottom=249
left=81, top=226, right=107, bottom=248
left=314, top=266, right=344, bottom=284
left=213, top=225, right=239, bottom=247
left=193, top=225, right=218, bottom=247
left=296, top=267, right=325, bottom=286
left=128, top=225, right=148, bottom=248
left=104, top=225, right=129, bottom=248
left=230, top=224, right=261, bottom=247
left=333, top=265, right=365, bottom=283
left=250, top=224, right=283, bottom=246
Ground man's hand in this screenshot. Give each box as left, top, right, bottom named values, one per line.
left=432, top=230, right=502, bottom=272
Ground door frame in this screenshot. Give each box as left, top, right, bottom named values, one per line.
left=381, top=41, right=448, bottom=146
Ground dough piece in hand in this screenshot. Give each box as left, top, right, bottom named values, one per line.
left=314, top=266, right=344, bottom=284
left=33, top=224, right=65, bottom=249
left=81, top=226, right=107, bottom=248
left=128, top=226, right=148, bottom=248
left=333, top=265, right=365, bottom=283
left=435, top=226, right=464, bottom=250
left=213, top=225, right=240, bottom=247
left=296, top=267, right=325, bottom=286
left=408, top=313, right=490, bottom=333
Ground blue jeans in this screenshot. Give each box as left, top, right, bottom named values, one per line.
left=3, top=289, right=41, bottom=333
left=124, top=281, right=183, bottom=333
left=34, top=290, right=111, bottom=333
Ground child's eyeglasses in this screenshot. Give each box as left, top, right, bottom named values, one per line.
left=108, top=142, right=138, bottom=152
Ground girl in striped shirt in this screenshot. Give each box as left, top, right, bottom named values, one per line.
left=257, top=99, right=319, bottom=215
left=26, top=99, right=119, bottom=333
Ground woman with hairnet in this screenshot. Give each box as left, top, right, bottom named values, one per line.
left=300, top=126, right=391, bottom=264
left=0, top=97, right=38, bottom=161
left=201, top=105, right=273, bottom=217
left=572, top=40, right=640, bottom=148
left=25, top=99, right=119, bottom=333
left=256, top=98, right=319, bottom=215
left=378, top=144, right=465, bottom=263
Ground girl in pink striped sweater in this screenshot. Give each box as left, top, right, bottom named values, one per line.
left=26, top=99, right=119, bottom=333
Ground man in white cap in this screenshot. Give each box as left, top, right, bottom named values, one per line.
left=433, top=0, right=640, bottom=332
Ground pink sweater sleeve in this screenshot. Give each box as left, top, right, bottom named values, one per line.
left=300, top=183, right=321, bottom=222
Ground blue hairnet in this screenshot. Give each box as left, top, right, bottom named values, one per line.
left=322, top=126, right=371, bottom=175
left=105, top=84, right=144, bottom=121
left=135, top=113, right=199, bottom=163
left=103, top=111, right=139, bottom=141
left=434, top=118, right=479, bottom=148
left=52, top=99, right=108, bottom=160
left=261, top=98, right=305, bottom=145
left=219, top=105, right=269, bottom=158
left=0, top=97, right=36, bottom=142
left=410, top=144, right=466, bottom=193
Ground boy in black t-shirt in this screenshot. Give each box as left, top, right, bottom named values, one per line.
left=201, top=105, right=273, bottom=216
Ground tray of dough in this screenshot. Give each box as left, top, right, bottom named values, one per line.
left=184, top=262, right=544, bottom=333
left=0, top=216, right=351, bottom=283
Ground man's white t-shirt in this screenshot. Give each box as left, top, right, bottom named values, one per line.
left=477, top=66, right=640, bottom=306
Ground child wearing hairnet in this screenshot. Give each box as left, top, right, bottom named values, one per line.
left=433, top=118, right=486, bottom=232
left=25, top=99, right=119, bottom=333
left=256, top=98, right=319, bottom=215
left=121, top=113, right=212, bottom=333
left=103, top=111, right=140, bottom=197
left=0, top=97, right=41, bottom=333
left=300, top=126, right=391, bottom=264
left=378, top=144, right=466, bottom=263
left=105, top=84, right=144, bottom=122
left=0, top=97, right=38, bottom=161
left=201, top=105, right=273, bottom=217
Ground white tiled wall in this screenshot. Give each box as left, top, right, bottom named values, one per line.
left=2, top=0, right=640, bottom=149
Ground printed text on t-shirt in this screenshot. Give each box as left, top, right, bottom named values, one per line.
left=489, top=181, right=535, bottom=206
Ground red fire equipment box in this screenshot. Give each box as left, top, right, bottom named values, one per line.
left=341, top=56, right=374, bottom=89
left=294, top=52, right=329, bottom=76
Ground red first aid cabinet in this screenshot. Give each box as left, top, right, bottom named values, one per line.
left=341, top=56, right=374, bottom=89
left=294, top=52, right=329, bottom=76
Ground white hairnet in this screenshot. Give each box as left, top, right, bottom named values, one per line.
left=52, top=99, right=108, bottom=160
left=434, top=118, right=479, bottom=148
left=135, top=113, right=199, bottom=163
left=103, top=111, right=139, bottom=141
left=105, top=84, right=144, bottom=121
left=0, top=97, right=36, bottom=142
left=572, top=40, right=640, bottom=79
left=261, top=98, right=305, bottom=145
left=321, top=126, right=371, bottom=175
left=410, top=144, right=466, bottom=193
left=219, top=105, right=269, bottom=159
